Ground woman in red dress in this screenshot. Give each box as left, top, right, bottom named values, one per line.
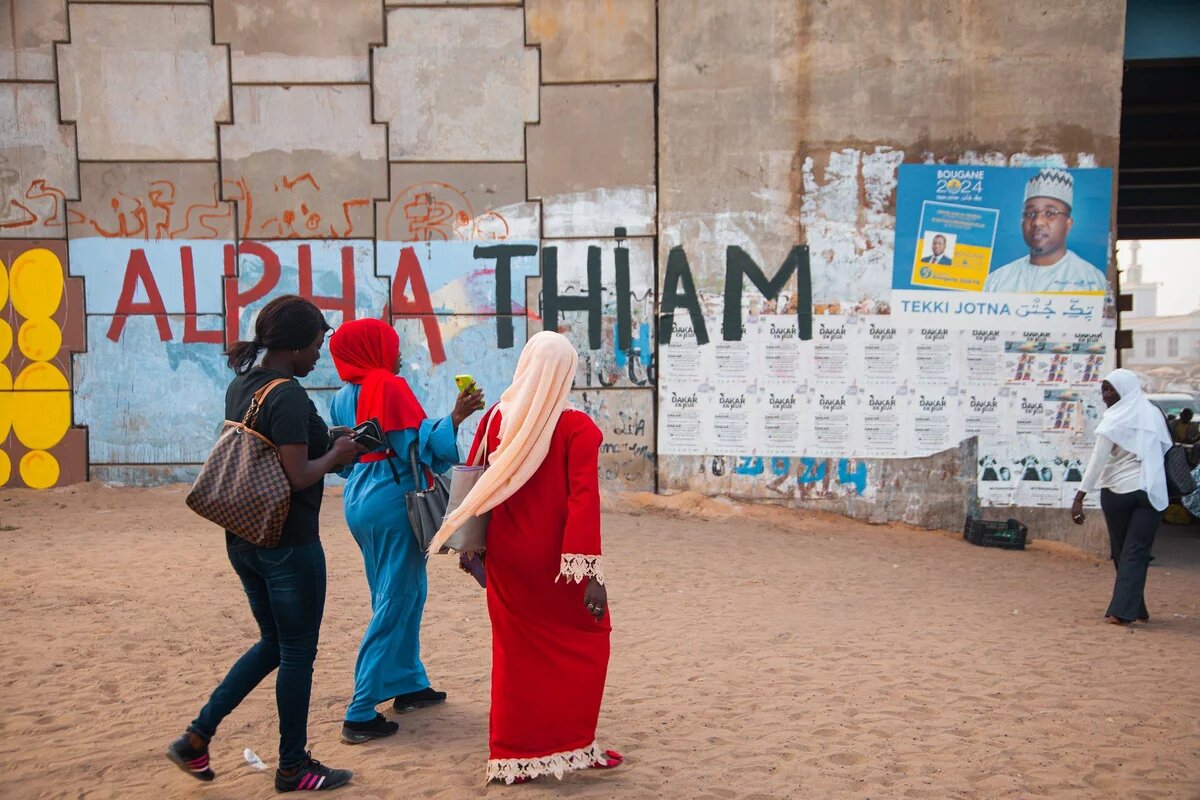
left=430, top=331, right=622, bottom=784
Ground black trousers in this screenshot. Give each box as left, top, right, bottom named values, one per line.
left=1099, top=489, right=1161, bottom=622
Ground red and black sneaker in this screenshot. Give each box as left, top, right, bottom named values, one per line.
left=165, top=734, right=215, bottom=782
left=274, top=754, right=352, bottom=793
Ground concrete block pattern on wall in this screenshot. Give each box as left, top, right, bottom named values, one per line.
left=386, top=0, right=518, bottom=5
left=214, top=0, right=383, bottom=84
left=57, top=4, right=230, bottom=160
left=572, top=388, right=655, bottom=492
left=374, top=7, right=538, bottom=161
left=797, top=1, right=1124, bottom=157
left=526, top=0, right=656, bottom=83
left=379, top=163, right=538, bottom=242
left=658, top=0, right=802, bottom=289
left=0, top=0, right=67, bottom=81
left=0, top=83, right=78, bottom=239
left=220, top=86, right=388, bottom=239
left=69, top=163, right=235, bottom=241
left=527, top=83, right=655, bottom=238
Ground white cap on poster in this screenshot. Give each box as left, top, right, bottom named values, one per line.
left=1023, top=168, right=1074, bottom=210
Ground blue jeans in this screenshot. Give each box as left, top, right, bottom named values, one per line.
left=189, top=539, right=326, bottom=770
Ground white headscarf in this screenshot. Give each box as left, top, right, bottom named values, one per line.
left=1096, top=368, right=1172, bottom=511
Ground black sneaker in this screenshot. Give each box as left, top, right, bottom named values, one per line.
left=392, top=687, right=447, bottom=714
left=341, top=713, right=399, bottom=744
left=165, top=733, right=215, bottom=782
left=274, top=754, right=352, bottom=792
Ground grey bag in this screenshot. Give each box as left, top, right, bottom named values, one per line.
left=1165, top=444, right=1197, bottom=499
left=441, top=406, right=499, bottom=553
left=1158, top=409, right=1198, bottom=500
left=406, top=440, right=451, bottom=554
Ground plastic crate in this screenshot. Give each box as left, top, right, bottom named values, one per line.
left=963, top=516, right=1028, bottom=550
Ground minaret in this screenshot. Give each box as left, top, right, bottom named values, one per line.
left=1122, top=241, right=1159, bottom=318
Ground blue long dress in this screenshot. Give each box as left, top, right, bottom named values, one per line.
left=331, top=384, right=459, bottom=723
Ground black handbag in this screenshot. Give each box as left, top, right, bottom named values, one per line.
left=1157, top=409, right=1198, bottom=500
left=405, top=440, right=450, bottom=553
left=1165, top=444, right=1197, bottom=499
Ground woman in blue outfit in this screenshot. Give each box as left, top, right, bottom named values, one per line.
left=329, top=318, right=484, bottom=743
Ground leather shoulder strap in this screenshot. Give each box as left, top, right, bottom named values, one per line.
left=472, top=405, right=499, bottom=467
left=242, top=378, right=292, bottom=427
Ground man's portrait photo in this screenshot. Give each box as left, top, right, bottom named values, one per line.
left=984, top=168, right=1107, bottom=294
left=920, top=233, right=953, bottom=265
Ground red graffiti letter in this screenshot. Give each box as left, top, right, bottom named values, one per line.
left=224, top=241, right=282, bottom=345
left=298, top=244, right=357, bottom=323
left=391, top=246, right=445, bottom=364
left=107, top=248, right=172, bottom=342
left=180, top=245, right=223, bottom=344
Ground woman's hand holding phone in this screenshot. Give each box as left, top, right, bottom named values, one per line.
left=451, top=378, right=485, bottom=429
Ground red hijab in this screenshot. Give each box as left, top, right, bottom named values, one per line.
left=329, top=318, right=426, bottom=433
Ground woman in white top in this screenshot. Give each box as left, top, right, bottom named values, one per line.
left=1071, top=369, right=1172, bottom=625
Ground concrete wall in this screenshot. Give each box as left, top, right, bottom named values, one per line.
left=0, top=1, right=1128, bottom=554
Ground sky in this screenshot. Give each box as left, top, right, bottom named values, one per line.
left=1116, top=239, right=1200, bottom=317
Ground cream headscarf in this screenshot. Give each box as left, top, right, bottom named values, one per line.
left=428, top=331, right=578, bottom=553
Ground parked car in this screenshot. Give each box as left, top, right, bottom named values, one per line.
left=1146, top=392, right=1199, bottom=418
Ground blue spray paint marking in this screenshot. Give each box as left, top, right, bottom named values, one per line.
left=730, top=455, right=869, bottom=496
left=613, top=322, right=653, bottom=368
left=837, top=459, right=868, bottom=495
left=735, top=456, right=764, bottom=475
left=797, top=457, right=827, bottom=485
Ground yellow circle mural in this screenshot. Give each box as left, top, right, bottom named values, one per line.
left=17, top=318, right=63, bottom=362
left=0, top=450, right=10, bottom=487
left=0, top=257, right=8, bottom=308
left=0, top=364, right=10, bottom=442
left=0, top=318, right=11, bottom=361
left=11, top=391, right=70, bottom=450
left=19, top=450, right=60, bottom=490
left=9, top=248, right=64, bottom=320
left=14, top=361, right=69, bottom=391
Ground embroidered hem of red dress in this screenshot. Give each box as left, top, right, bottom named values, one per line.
left=558, top=554, right=604, bottom=584
left=486, top=741, right=606, bottom=784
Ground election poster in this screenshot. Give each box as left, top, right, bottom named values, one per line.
left=655, top=163, right=1114, bottom=511
left=892, top=165, right=1113, bottom=331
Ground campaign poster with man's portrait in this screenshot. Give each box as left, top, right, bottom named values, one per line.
left=891, top=164, right=1112, bottom=330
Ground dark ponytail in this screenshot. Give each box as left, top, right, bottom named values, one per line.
left=226, top=294, right=332, bottom=375
left=226, top=339, right=264, bottom=375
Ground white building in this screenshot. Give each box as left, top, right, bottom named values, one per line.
left=1123, top=313, right=1200, bottom=365
left=1119, top=241, right=1160, bottom=318
left=1116, top=240, right=1199, bottom=392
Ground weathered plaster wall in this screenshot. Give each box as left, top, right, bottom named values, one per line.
left=0, top=1, right=1129, bottom=554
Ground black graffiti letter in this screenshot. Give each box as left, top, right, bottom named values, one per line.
left=614, top=237, right=632, bottom=351
left=474, top=243, right=538, bottom=349
left=721, top=245, right=812, bottom=341
left=542, top=245, right=603, bottom=349
left=658, top=246, right=709, bottom=345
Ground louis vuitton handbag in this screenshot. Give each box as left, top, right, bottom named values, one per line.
left=186, top=378, right=292, bottom=546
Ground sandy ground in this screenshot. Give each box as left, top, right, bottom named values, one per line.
left=1, top=484, right=1199, bottom=800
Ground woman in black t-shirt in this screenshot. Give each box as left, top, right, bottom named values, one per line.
left=166, top=295, right=364, bottom=793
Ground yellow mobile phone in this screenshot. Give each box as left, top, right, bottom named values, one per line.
left=455, top=374, right=476, bottom=392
